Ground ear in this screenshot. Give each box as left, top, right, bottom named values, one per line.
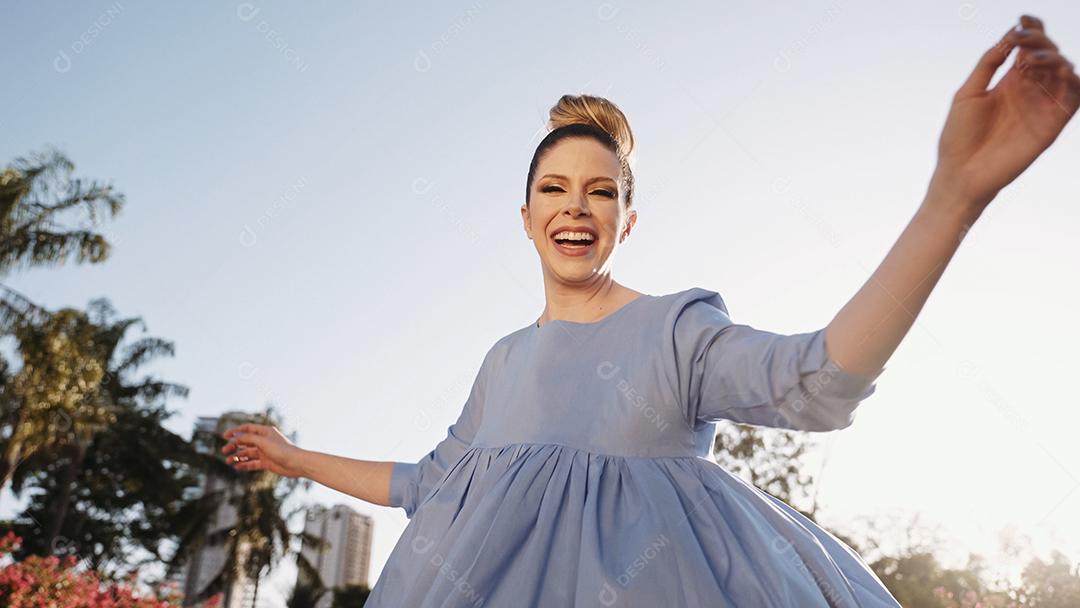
left=619, top=209, right=638, bottom=242
left=521, top=204, right=532, bottom=239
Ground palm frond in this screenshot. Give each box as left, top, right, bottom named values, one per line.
left=0, top=147, right=124, bottom=278
left=0, top=284, right=51, bottom=334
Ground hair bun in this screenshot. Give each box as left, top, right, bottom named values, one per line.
left=548, top=94, right=635, bottom=161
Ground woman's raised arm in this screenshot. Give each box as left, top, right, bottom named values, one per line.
left=825, top=14, right=1078, bottom=377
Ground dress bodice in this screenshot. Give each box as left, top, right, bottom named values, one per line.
left=472, top=293, right=717, bottom=458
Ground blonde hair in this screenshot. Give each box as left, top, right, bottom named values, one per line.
left=526, top=94, right=636, bottom=210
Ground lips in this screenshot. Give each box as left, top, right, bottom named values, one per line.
left=550, top=235, right=596, bottom=256
left=553, top=241, right=594, bottom=256
left=550, top=225, right=598, bottom=240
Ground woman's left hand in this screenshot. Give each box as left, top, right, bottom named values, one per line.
left=931, top=14, right=1079, bottom=211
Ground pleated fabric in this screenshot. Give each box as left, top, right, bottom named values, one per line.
left=367, top=288, right=899, bottom=607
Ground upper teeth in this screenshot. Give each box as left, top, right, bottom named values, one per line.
left=554, top=231, right=595, bottom=241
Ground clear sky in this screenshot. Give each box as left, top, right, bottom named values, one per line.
left=4, top=1, right=1080, bottom=604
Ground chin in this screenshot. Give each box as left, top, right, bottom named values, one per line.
left=550, top=263, right=605, bottom=280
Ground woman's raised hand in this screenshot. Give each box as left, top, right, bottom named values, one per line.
left=222, top=423, right=306, bottom=478
left=931, top=14, right=1079, bottom=211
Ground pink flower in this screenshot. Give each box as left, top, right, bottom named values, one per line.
left=0, top=533, right=186, bottom=608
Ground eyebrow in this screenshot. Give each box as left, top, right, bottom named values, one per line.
left=538, top=174, right=617, bottom=185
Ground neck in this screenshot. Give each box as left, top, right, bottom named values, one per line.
left=535, top=279, right=635, bottom=326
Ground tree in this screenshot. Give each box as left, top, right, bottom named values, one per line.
left=0, top=147, right=123, bottom=493
left=712, top=423, right=817, bottom=509
left=829, top=511, right=1080, bottom=607
left=0, top=149, right=217, bottom=589
left=6, top=399, right=206, bottom=577
left=330, top=584, right=371, bottom=607
left=0, top=147, right=121, bottom=333
left=286, top=581, right=326, bottom=608
left=170, top=409, right=321, bottom=608
left=1015, top=550, right=1080, bottom=607
left=1, top=297, right=194, bottom=561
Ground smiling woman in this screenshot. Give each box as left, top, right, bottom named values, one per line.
left=222, top=14, right=1080, bottom=606
left=519, top=95, right=646, bottom=326
left=359, top=94, right=903, bottom=606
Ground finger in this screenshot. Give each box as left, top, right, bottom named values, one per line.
left=1021, top=50, right=1067, bottom=69
left=223, top=423, right=268, bottom=439
left=223, top=433, right=264, bottom=453
left=235, top=447, right=260, bottom=460
left=1058, top=59, right=1075, bottom=79
left=234, top=434, right=266, bottom=450
left=1019, top=52, right=1069, bottom=86
left=227, top=448, right=261, bottom=465
left=235, top=459, right=265, bottom=472
left=1014, top=29, right=1059, bottom=54
left=1065, top=68, right=1080, bottom=106
left=1019, top=14, right=1044, bottom=34
left=1063, top=62, right=1080, bottom=90
left=956, top=27, right=1022, bottom=99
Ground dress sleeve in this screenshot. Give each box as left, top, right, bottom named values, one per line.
left=387, top=344, right=492, bottom=519
left=671, top=288, right=885, bottom=432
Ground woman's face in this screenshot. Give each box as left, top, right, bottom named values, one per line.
left=520, top=137, right=637, bottom=286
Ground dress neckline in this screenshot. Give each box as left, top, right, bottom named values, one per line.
left=534, top=293, right=654, bottom=329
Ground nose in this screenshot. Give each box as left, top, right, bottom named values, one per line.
left=565, top=191, right=591, bottom=216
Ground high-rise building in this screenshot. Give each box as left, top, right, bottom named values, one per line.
left=181, top=413, right=259, bottom=608
left=299, top=503, right=374, bottom=602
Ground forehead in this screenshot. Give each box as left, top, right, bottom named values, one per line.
left=536, top=137, right=620, bottom=180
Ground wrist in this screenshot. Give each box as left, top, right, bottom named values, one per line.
left=292, top=446, right=314, bottom=478
left=912, top=197, right=985, bottom=249
left=926, top=168, right=996, bottom=216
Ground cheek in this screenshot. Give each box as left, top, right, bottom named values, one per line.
left=604, top=213, right=624, bottom=238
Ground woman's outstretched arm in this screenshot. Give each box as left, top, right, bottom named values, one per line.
left=222, top=348, right=493, bottom=516
left=295, top=450, right=396, bottom=507
left=825, top=14, right=1079, bottom=376
left=222, top=423, right=396, bottom=506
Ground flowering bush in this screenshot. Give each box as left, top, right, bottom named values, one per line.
left=0, top=532, right=221, bottom=608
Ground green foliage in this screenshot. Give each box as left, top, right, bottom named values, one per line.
left=712, top=422, right=817, bottom=509
left=0, top=147, right=122, bottom=336
left=286, top=580, right=326, bottom=608
left=1014, top=550, right=1080, bottom=607
left=331, top=584, right=371, bottom=608
left=168, top=409, right=315, bottom=607
left=0, top=149, right=315, bottom=607
left=0, top=147, right=122, bottom=274
left=714, top=424, right=1080, bottom=607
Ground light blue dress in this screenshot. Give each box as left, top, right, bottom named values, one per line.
left=365, top=287, right=900, bottom=607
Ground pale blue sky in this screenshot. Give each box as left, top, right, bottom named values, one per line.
left=4, top=1, right=1080, bottom=604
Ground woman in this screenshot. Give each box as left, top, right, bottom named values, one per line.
left=222, top=15, right=1078, bottom=606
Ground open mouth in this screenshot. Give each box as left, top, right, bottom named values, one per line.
left=551, top=230, right=597, bottom=255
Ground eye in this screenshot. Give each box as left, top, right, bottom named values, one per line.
left=540, top=185, right=615, bottom=198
